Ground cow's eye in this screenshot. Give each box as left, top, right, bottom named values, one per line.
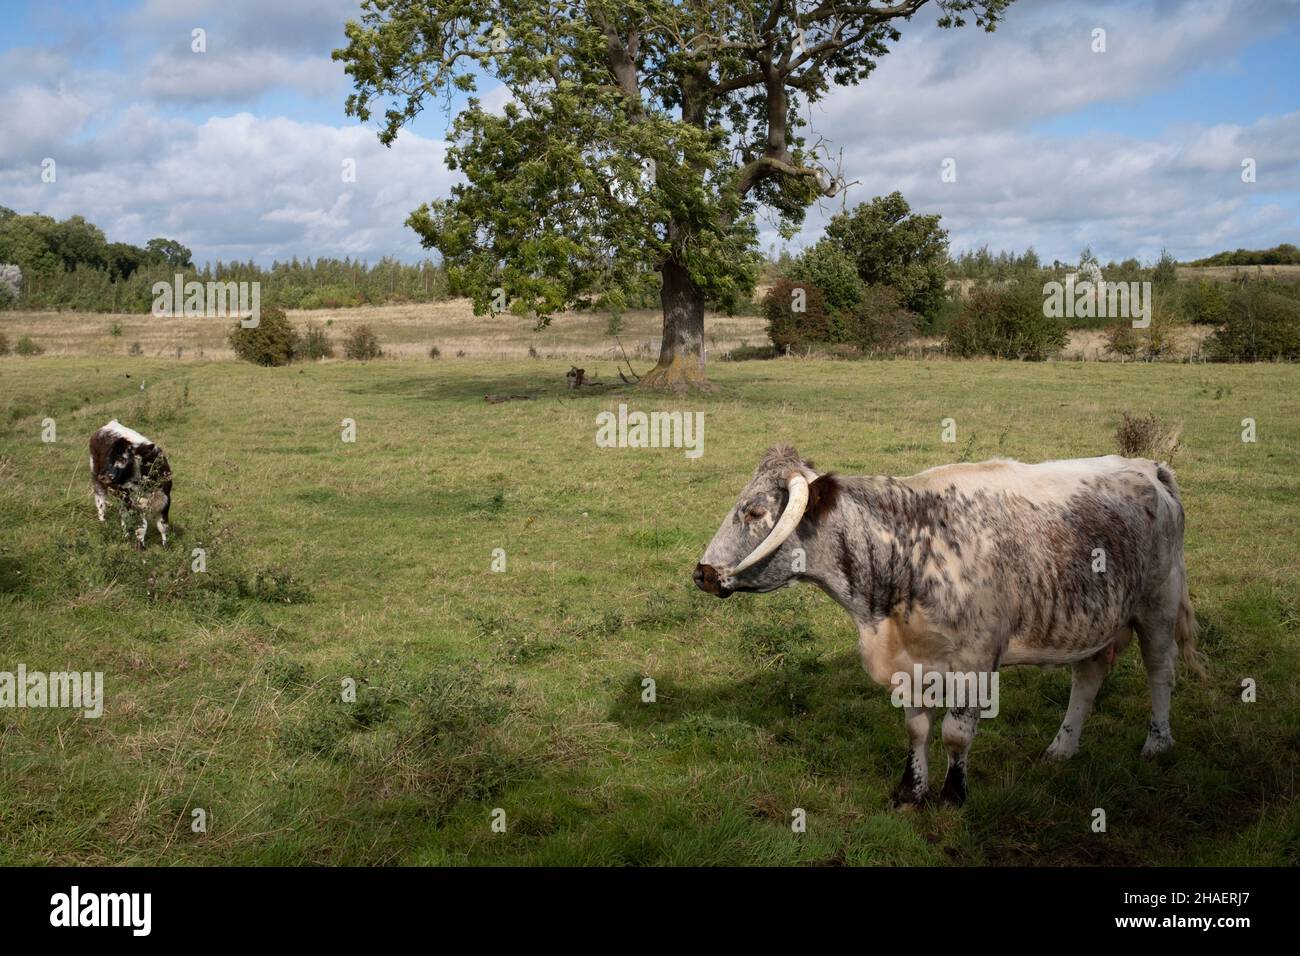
left=743, top=506, right=768, bottom=522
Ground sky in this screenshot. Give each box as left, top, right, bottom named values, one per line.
left=1, top=0, right=1297, bottom=268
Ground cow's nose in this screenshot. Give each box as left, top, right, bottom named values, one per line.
left=694, top=563, right=727, bottom=596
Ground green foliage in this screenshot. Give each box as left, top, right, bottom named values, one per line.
left=785, top=241, right=863, bottom=315
left=14, top=335, right=44, bottom=356
left=1182, top=278, right=1231, bottom=326
left=1193, top=243, right=1300, bottom=267
left=0, top=209, right=449, bottom=312
left=763, top=278, right=831, bottom=352
left=848, top=285, right=919, bottom=355
left=229, top=307, right=300, bottom=367
left=335, top=0, right=1010, bottom=330
left=1207, top=282, right=1300, bottom=361
left=342, top=324, right=383, bottom=360
left=824, top=192, right=950, bottom=320
left=1152, top=248, right=1179, bottom=290
left=945, top=279, right=1066, bottom=359
left=298, top=322, right=335, bottom=360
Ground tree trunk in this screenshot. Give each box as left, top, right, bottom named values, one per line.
left=641, top=258, right=710, bottom=391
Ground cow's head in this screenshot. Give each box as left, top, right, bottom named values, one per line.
left=104, top=438, right=139, bottom=484
left=695, top=445, right=839, bottom=598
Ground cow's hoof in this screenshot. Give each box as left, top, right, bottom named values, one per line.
left=938, top=770, right=967, bottom=807
left=890, top=785, right=929, bottom=809
left=1141, top=722, right=1174, bottom=759
left=1140, top=737, right=1173, bottom=759
left=1043, top=740, right=1077, bottom=762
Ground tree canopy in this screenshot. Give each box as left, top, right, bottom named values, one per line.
left=335, top=0, right=1014, bottom=387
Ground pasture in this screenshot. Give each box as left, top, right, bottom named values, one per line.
left=1, top=353, right=1297, bottom=865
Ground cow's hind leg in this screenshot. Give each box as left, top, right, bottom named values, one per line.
left=1044, top=650, right=1112, bottom=761
left=1136, top=577, right=1181, bottom=758
left=892, top=706, right=935, bottom=806
left=156, top=500, right=170, bottom=546
left=938, top=706, right=980, bottom=806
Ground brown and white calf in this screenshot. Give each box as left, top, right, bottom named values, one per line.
left=90, top=420, right=173, bottom=547
left=695, top=445, right=1203, bottom=806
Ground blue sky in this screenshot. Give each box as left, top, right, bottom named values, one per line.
left=1, top=0, right=1297, bottom=267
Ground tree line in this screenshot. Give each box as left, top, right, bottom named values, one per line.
left=0, top=207, right=449, bottom=312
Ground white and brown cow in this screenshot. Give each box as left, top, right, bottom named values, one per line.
left=695, top=445, right=1204, bottom=807
left=90, top=420, right=172, bottom=547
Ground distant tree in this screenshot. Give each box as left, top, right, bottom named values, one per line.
left=1152, top=247, right=1178, bottom=289
left=145, top=237, right=194, bottom=269
left=824, top=191, right=949, bottom=320
left=336, top=0, right=1014, bottom=389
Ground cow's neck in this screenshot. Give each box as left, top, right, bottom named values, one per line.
left=801, top=476, right=939, bottom=624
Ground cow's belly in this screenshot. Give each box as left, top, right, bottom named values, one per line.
left=856, top=609, right=997, bottom=687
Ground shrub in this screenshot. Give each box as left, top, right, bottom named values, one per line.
left=945, top=279, right=1067, bottom=360
left=230, top=307, right=299, bottom=366
left=1104, top=288, right=1182, bottom=361
left=429, top=345, right=441, bottom=359
left=1206, top=283, right=1300, bottom=361
left=1116, top=412, right=1181, bottom=461
left=763, top=278, right=832, bottom=352
left=298, top=322, right=334, bottom=360
left=109, top=321, right=123, bottom=337
left=786, top=241, right=864, bottom=316
left=14, top=335, right=44, bottom=356
left=342, top=324, right=382, bottom=360
left=0, top=333, right=9, bottom=356
left=128, top=342, right=143, bottom=356
left=846, top=285, right=918, bottom=355
left=1183, top=278, right=1231, bottom=326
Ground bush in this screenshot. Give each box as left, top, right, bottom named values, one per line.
left=785, top=241, right=863, bottom=316
left=846, top=285, right=918, bottom=354
left=229, top=307, right=299, bottom=366
left=1183, top=278, right=1231, bottom=326
left=14, top=335, right=44, bottom=356
left=1206, top=283, right=1300, bottom=361
left=1116, top=412, right=1181, bottom=461
left=298, top=322, right=334, bottom=360
left=0, top=333, right=9, bottom=356
left=429, top=345, right=441, bottom=359
left=1104, top=287, right=1182, bottom=361
left=945, top=279, right=1067, bottom=360
left=763, top=278, right=832, bottom=352
left=342, top=324, right=382, bottom=360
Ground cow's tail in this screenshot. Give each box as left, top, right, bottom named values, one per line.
left=1174, top=574, right=1207, bottom=678
left=1156, top=463, right=1208, bottom=679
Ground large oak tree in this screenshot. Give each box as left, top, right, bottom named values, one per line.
left=335, top=0, right=1013, bottom=389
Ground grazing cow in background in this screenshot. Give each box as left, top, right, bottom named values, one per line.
left=695, top=445, right=1203, bottom=807
left=89, top=420, right=172, bottom=547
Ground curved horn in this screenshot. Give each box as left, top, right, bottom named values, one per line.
left=732, top=473, right=809, bottom=574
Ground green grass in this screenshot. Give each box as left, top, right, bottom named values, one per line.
left=1, top=356, right=1297, bottom=865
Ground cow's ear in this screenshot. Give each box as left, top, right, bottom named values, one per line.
left=804, top=473, right=841, bottom=523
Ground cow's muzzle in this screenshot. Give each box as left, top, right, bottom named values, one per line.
left=694, top=563, right=733, bottom=598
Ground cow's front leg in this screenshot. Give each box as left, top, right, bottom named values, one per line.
left=93, top=483, right=109, bottom=522
left=892, top=706, right=935, bottom=806
left=135, top=514, right=148, bottom=548
left=939, top=706, right=980, bottom=806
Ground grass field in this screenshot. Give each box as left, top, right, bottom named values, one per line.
left=1, top=354, right=1298, bottom=865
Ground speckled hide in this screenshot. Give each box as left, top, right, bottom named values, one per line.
left=697, top=446, right=1203, bottom=807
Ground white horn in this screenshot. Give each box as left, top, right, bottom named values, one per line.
left=732, top=473, right=809, bottom=574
